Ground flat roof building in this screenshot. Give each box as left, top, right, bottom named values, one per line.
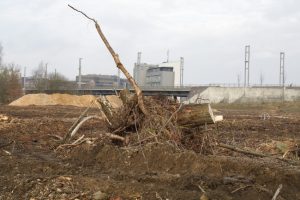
left=133, top=52, right=183, bottom=87
left=145, top=66, right=174, bottom=87
left=75, top=74, right=128, bottom=88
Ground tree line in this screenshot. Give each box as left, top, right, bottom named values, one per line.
left=0, top=44, right=22, bottom=104
left=0, top=43, right=70, bottom=104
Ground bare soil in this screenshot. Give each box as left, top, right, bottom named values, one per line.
left=0, top=103, right=299, bottom=200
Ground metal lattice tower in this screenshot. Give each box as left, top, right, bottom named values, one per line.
left=279, top=52, right=285, bottom=87
left=244, top=45, right=250, bottom=87
left=180, top=57, right=184, bottom=86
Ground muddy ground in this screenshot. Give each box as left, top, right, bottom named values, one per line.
left=0, top=102, right=299, bottom=200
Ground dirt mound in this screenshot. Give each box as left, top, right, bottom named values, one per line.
left=9, top=93, right=122, bottom=108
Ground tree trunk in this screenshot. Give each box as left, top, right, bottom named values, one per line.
left=177, top=104, right=215, bottom=128
left=68, top=5, right=148, bottom=116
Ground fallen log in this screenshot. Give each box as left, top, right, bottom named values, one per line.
left=177, top=103, right=215, bottom=128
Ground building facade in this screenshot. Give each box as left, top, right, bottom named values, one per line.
left=76, top=74, right=128, bottom=88
left=145, top=66, right=174, bottom=87
left=133, top=63, right=158, bottom=86
left=133, top=52, right=183, bottom=87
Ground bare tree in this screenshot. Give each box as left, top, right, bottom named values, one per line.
left=32, top=61, right=47, bottom=91
left=0, top=43, right=3, bottom=66
left=47, top=72, right=69, bottom=90
left=0, top=63, right=22, bottom=103
left=68, top=5, right=148, bottom=115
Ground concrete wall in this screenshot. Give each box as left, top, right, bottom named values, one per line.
left=188, top=87, right=300, bottom=104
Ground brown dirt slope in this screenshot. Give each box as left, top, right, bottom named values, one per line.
left=9, top=93, right=122, bottom=108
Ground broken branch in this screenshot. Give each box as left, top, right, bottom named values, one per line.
left=68, top=4, right=148, bottom=115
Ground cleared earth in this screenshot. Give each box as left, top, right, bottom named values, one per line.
left=0, top=102, right=299, bottom=200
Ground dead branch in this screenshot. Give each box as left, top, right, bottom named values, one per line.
left=218, top=143, right=300, bottom=165
left=218, top=143, right=266, bottom=157
left=48, top=134, right=63, bottom=141
left=254, top=184, right=286, bottom=200
left=56, top=139, right=87, bottom=150
left=68, top=4, right=148, bottom=115
left=102, top=133, right=125, bottom=142
left=69, top=115, right=102, bottom=139
left=231, top=185, right=252, bottom=194
left=272, top=184, right=283, bottom=200
left=158, top=103, right=183, bottom=136
left=72, top=134, right=85, bottom=145
left=63, top=105, right=91, bottom=142
left=0, top=140, right=14, bottom=149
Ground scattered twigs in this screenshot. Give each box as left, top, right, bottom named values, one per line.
left=218, top=143, right=266, bottom=157
left=133, top=108, right=149, bottom=170
left=68, top=4, right=148, bottom=115
left=63, top=105, right=91, bottom=142
left=157, top=103, right=183, bottom=137
left=231, top=185, right=252, bottom=194
left=56, top=135, right=87, bottom=150
left=198, top=184, right=206, bottom=193
left=48, top=134, right=63, bottom=141
left=254, top=184, right=286, bottom=200
left=94, top=97, right=112, bottom=126
left=72, top=134, right=85, bottom=145
left=218, top=143, right=300, bottom=165
left=282, top=147, right=300, bottom=159
left=155, top=192, right=163, bottom=200
left=102, top=133, right=125, bottom=142
left=69, top=115, right=102, bottom=139
left=2, top=150, right=11, bottom=155
left=0, top=140, right=14, bottom=149
left=272, top=184, right=283, bottom=200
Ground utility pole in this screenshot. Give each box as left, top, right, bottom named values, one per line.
left=180, top=57, right=184, bottom=86
left=279, top=52, right=285, bottom=102
left=117, top=69, right=120, bottom=87
left=23, top=67, right=26, bottom=91
left=237, top=74, right=241, bottom=87
left=167, top=50, right=170, bottom=63
left=45, top=63, right=48, bottom=90
left=244, top=45, right=250, bottom=87
left=78, top=58, right=83, bottom=89
left=260, top=73, right=264, bottom=87
left=279, top=52, right=285, bottom=87
left=45, top=63, right=48, bottom=79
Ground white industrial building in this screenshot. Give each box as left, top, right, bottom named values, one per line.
left=133, top=52, right=184, bottom=87
left=159, top=58, right=184, bottom=86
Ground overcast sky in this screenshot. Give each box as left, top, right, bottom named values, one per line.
left=0, top=0, right=299, bottom=85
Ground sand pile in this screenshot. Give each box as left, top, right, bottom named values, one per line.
left=9, top=93, right=122, bottom=108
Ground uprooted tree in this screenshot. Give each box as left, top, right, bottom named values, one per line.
left=65, top=5, right=216, bottom=147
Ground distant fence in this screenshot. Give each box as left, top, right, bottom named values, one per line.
left=24, top=83, right=300, bottom=92
left=184, top=83, right=300, bottom=88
